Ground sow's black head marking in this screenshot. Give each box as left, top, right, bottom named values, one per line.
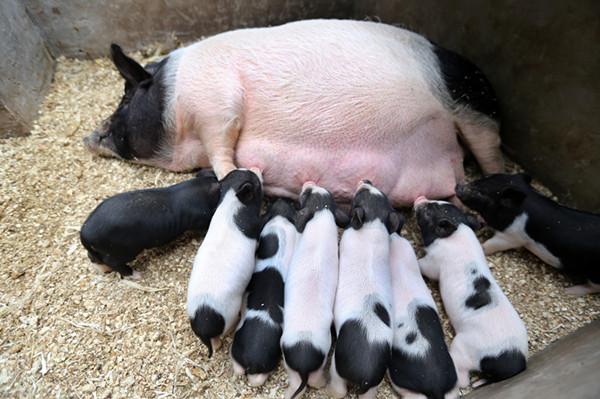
left=389, top=305, right=457, bottom=398
left=245, top=268, right=284, bottom=324
left=85, top=44, right=168, bottom=162
left=479, top=349, right=527, bottom=382
left=231, top=317, right=282, bottom=374
left=432, top=43, right=500, bottom=121
left=189, top=306, right=225, bottom=358
left=415, top=201, right=481, bottom=246
left=335, top=319, right=391, bottom=394
left=282, top=342, right=326, bottom=399
left=220, top=169, right=263, bottom=239
left=456, top=173, right=532, bottom=231
left=350, top=183, right=404, bottom=233
left=296, top=186, right=347, bottom=232
left=465, top=275, right=492, bottom=310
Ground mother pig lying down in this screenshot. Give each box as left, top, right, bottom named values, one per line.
left=84, top=19, right=503, bottom=206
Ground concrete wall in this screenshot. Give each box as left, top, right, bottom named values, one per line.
left=0, top=0, right=54, bottom=138
left=24, top=0, right=354, bottom=57
left=355, top=0, right=600, bottom=211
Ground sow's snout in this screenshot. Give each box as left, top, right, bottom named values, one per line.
left=83, top=124, right=120, bottom=159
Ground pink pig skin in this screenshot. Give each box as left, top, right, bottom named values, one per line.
left=164, top=20, right=500, bottom=206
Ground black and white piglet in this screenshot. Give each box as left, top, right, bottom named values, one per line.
left=281, top=182, right=348, bottom=399
left=456, top=173, right=600, bottom=295
left=80, top=170, right=220, bottom=278
left=231, top=198, right=299, bottom=386
left=328, top=181, right=401, bottom=399
left=388, top=232, right=458, bottom=399
left=187, top=169, right=263, bottom=357
left=414, top=197, right=528, bottom=388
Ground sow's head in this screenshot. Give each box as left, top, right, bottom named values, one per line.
left=83, top=44, right=171, bottom=168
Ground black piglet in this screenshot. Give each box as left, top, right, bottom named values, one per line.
left=80, top=170, right=220, bottom=277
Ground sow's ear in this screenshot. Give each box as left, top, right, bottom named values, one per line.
left=110, top=43, right=152, bottom=86
left=335, top=208, right=350, bottom=228
left=500, top=187, right=526, bottom=209
left=387, top=211, right=405, bottom=234
left=236, top=182, right=255, bottom=204
left=350, top=207, right=365, bottom=229
left=464, top=213, right=481, bottom=232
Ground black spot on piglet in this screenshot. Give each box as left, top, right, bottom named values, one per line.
left=373, top=303, right=390, bottom=327
left=405, top=332, right=417, bottom=344
left=283, top=341, right=325, bottom=399
left=256, top=233, right=279, bottom=259
left=190, top=306, right=225, bottom=358
left=479, top=349, right=527, bottom=382
left=465, top=276, right=492, bottom=310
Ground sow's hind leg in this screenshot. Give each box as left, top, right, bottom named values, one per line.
left=433, top=44, right=504, bottom=174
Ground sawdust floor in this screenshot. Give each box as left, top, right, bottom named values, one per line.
left=0, top=55, right=598, bottom=399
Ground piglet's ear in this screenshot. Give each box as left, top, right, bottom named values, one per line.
left=110, top=43, right=152, bottom=86
left=519, top=173, right=533, bottom=185
left=500, top=187, right=526, bottom=209
left=387, top=211, right=405, bottom=234
left=335, top=208, right=349, bottom=228
left=435, top=219, right=456, bottom=237
left=465, top=214, right=481, bottom=232
left=350, top=207, right=365, bottom=229
left=236, top=182, right=255, bottom=204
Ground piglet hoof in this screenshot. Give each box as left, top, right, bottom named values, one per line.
left=565, top=283, right=600, bottom=296
left=284, top=385, right=303, bottom=399
left=128, top=271, right=143, bottom=281
left=92, top=263, right=113, bottom=274
left=211, top=337, right=222, bottom=353
left=326, top=384, right=347, bottom=399
left=358, top=386, right=378, bottom=399
left=231, top=360, right=245, bottom=376
left=308, top=369, right=327, bottom=388
left=247, top=373, right=269, bottom=387
left=471, top=378, right=488, bottom=389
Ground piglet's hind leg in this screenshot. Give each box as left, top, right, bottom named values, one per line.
left=482, top=233, right=521, bottom=255
left=565, top=282, right=600, bottom=296
left=327, top=357, right=347, bottom=398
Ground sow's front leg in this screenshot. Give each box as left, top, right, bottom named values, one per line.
left=200, top=116, right=242, bottom=179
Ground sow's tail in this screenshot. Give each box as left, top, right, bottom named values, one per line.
left=282, top=341, right=325, bottom=399
left=189, top=305, right=225, bottom=358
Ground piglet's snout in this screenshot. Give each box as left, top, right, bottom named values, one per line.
left=414, top=196, right=429, bottom=207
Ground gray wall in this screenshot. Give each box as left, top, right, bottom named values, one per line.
left=24, top=0, right=354, bottom=57
left=355, top=0, right=600, bottom=211
left=0, top=0, right=54, bottom=138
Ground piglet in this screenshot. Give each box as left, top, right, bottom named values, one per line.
left=328, top=181, right=401, bottom=399
left=388, top=232, right=458, bottom=399
left=231, top=198, right=299, bottom=386
left=80, top=169, right=220, bottom=278
left=281, top=182, right=348, bottom=399
left=187, top=169, right=263, bottom=357
left=456, top=173, right=600, bottom=295
left=414, top=197, right=528, bottom=388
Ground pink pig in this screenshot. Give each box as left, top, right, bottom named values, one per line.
left=85, top=19, right=503, bottom=206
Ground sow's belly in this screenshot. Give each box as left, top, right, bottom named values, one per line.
left=235, top=113, right=464, bottom=207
